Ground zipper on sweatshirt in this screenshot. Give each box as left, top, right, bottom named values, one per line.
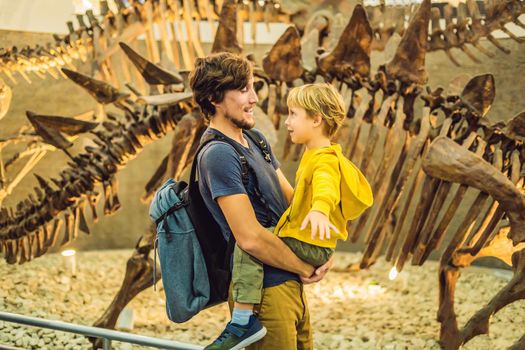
left=275, top=190, right=295, bottom=236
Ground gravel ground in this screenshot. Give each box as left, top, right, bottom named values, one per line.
left=0, top=250, right=523, bottom=349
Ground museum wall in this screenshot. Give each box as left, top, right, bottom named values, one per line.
left=1, top=29, right=524, bottom=260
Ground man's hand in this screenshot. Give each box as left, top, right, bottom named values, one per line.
left=300, top=210, right=339, bottom=240
left=300, top=255, right=334, bottom=284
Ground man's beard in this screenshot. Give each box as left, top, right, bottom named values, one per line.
left=225, top=111, right=255, bottom=130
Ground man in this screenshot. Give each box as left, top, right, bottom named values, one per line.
left=189, top=52, right=331, bottom=350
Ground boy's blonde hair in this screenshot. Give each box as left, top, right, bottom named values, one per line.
left=287, top=83, right=346, bottom=138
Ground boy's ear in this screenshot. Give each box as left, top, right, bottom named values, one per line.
left=312, top=114, right=323, bottom=127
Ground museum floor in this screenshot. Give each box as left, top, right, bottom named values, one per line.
left=0, top=251, right=522, bottom=349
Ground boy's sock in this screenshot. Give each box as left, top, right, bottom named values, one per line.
left=231, top=308, right=253, bottom=326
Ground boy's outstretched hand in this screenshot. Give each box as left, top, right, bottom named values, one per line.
left=300, top=210, right=339, bottom=240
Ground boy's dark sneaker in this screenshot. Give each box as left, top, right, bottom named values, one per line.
left=204, top=315, right=267, bottom=350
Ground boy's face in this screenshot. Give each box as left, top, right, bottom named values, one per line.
left=285, top=105, right=320, bottom=145
left=214, top=76, right=258, bottom=129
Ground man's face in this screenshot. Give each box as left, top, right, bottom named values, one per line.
left=215, top=76, right=258, bottom=129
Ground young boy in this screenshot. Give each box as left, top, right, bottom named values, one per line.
left=206, top=83, right=373, bottom=350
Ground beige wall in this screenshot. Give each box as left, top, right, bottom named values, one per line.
left=1, top=30, right=524, bottom=263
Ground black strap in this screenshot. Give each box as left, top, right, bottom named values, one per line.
left=155, top=183, right=186, bottom=227
left=244, top=129, right=272, bottom=164
left=242, top=130, right=273, bottom=227
left=194, top=133, right=250, bottom=186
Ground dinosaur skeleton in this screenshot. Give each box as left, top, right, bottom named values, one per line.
left=1, top=0, right=525, bottom=349
left=1, top=0, right=524, bottom=86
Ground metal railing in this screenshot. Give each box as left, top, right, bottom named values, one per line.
left=0, top=311, right=203, bottom=350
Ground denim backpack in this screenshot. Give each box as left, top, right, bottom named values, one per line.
left=149, top=129, right=272, bottom=323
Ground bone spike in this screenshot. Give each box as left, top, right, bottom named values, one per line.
left=136, top=92, right=193, bottom=106
left=262, top=26, right=304, bottom=83
left=211, top=0, right=242, bottom=54
left=119, top=42, right=183, bottom=85
left=18, top=236, right=29, bottom=264
left=5, top=240, right=17, bottom=264
left=66, top=21, right=75, bottom=35
left=78, top=200, right=90, bottom=234
left=61, top=211, right=74, bottom=246
left=27, top=233, right=35, bottom=261
left=34, top=174, right=54, bottom=194
left=460, top=74, right=496, bottom=117
left=39, top=224, right=50, bottom=255
left=317, top=5, right=373, bottom=80
left=109, top=177, right=121, bottom=213
left=385, top=0, right=430, bottom=85
left=103, top=181, right=113, bottom=215
left=26, top=111, right=73, bottom=151
left=45, top=219, right=62, bottom=249
left=76, top=14, right=87, bottom=29
left=503, top=110, right=525, bottom=142
left=25, top=112, right=98, bottom=136
left=61, top=68, right=130, bottom=105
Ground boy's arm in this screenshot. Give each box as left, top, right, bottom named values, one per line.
left=217, top=193, right=314, bottom=278
left=310, top=154, right=341, bottom=216
left=276, top=168, right=294, bottom=205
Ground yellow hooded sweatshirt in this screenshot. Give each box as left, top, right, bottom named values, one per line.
left=275, top=144, right=373, bottom=248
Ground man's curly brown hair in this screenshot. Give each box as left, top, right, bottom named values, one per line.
left=189, top=52, right=253, bottom=121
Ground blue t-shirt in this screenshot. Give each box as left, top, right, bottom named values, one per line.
left=197, top=127, right=300, bottom=288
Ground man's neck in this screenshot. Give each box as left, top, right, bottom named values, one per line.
left=209, top=116, right=247, bottom=146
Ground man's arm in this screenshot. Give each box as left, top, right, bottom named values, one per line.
left=275, top=169, right=294, bottom=205
left=217, top=193, right=314, bottom=278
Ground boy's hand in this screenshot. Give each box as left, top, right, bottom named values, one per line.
left=300, top=210, right=339, bottom=240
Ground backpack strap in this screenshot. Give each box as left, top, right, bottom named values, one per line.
left=193, top=134, right=250, bottom=186
left=242, top=130, right=273, bottom=227
left=244, top=129, right=272, bottom=164
left=155, top=196, right=185, bottom=227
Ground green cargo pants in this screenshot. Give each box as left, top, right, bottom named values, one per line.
left=232, top=233, right=334, bottom=304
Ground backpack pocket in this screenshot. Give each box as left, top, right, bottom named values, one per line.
left=157, top=225, right=210, bottom=322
